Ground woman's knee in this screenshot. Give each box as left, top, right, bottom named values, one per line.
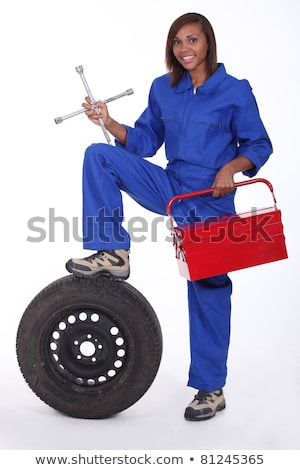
left=84, top=143, right=131, bottom=164
left=83, top=143, right=116, bottom=174
left=84, top=143, right=108, bottom=161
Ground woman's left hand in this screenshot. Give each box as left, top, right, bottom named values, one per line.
left=212, top=156, right=254, bottom=197
left=212, top=163, right=235, bottom=198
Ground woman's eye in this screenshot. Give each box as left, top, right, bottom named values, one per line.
left=173, top=39, right=180, bottom=46
left=189, top=38, right=197, bottom=44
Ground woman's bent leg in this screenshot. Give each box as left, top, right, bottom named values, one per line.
left=82, top=143, right=180, bottom=250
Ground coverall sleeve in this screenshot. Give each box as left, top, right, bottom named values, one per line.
left=115, top=81, right=165, bottom=157
left=232, top=81, right=273, bottom=177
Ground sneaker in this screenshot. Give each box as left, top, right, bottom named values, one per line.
left=184, top=389, right=226, bottom=421
left=66, top=249, right=130, bottom=280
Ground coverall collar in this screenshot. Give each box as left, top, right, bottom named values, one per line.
left=176, top=63, right=227, bottom=94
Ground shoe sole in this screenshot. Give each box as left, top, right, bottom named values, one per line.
left=65, top=261, right=130, bottom=281
left=184, top=401, right=226, bottom=422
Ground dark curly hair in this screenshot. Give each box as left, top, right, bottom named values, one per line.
left=165, top=13, right=218, bottom=86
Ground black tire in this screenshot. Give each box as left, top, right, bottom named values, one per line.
left=16, top=275, right=163, bottom=419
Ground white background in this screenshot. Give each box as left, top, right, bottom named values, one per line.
left=0, top=0, right=299, bottom=455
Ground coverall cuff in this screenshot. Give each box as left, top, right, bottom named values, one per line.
left=115, top=125, right=137, bottom=154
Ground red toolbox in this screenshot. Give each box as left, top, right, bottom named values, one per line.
left=166, top=178, right=288, bottom=281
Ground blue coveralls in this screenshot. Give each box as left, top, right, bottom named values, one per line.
left=82, top=64, right=273, bottom=391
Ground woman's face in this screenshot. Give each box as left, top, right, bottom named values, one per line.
left=172, top=23, right=209, bottom=74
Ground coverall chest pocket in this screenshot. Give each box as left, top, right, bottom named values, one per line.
left=188, top=111, right=229, bottom=162
left=190, top=112, right=223, bottom=128
left=161, top=112, right=179, bottom=142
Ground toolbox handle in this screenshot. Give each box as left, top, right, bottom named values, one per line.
left=166, top=177, right=277, bottom=218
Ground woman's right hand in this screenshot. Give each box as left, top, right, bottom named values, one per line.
left=82, top=96, right=128, bottom=145
left=82, top=97, right=109, bottom=126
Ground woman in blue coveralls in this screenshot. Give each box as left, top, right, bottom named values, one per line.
left=66, top=13, right=272, bottom=421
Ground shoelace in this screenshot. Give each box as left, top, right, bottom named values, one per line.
left=84, top=251, right=106, bottom=262
left=194, top=390, right=215, bottom=404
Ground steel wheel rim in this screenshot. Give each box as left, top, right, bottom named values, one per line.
left=45, top=307, right=128, bottom=388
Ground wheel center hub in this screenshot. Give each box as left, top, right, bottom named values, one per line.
left=73, top=333, right=104, bottom=363
left=80, top=340, right=96, bottom=357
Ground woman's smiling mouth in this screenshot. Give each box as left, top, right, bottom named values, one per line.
left=182, top=55, right=196, bottom=61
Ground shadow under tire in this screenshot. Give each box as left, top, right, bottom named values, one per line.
left=16, top=275, right=163, bottom=419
